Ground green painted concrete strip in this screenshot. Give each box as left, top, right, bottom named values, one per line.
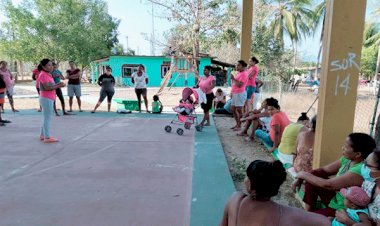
left=190, top=117, right=235, bottom=226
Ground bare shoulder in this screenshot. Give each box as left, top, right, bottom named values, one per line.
left=282, top=205, right=331, bottom=226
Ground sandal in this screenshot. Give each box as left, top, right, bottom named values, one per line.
left=0, top=120, right=11, bottom=123
left=44, top=137, right=59, bottom=143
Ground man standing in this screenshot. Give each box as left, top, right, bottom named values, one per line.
left=66, top=61, right=82, bottom=112
left=230, top=60, right=248, bottom=131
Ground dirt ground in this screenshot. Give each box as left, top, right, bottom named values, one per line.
left=4, top=82, right=303, bottom=208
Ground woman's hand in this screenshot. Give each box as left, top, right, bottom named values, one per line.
left=296, top=171, right=309, bottom=180
left=292, top=178, right=304, bottom=192
left=59, top=82, right=66, bottom=88
left=335, top=209, right=356, bottom=226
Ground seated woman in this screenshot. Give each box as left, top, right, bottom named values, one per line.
left=237, top=98, right=271, bottom=142
left=293, top=133, right=376, bottom=217
left=219, top=160, right=330, bottom=226
left=335, top=148, right=380, bottom=225
left=214, top=88, right=226, bottom=109
left=293, top=115, right=317, bottom=173
left=255, top=97, right=290, bottom=153
left=276, top=112, right=310, bottom=165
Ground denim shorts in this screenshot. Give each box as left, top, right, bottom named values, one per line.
left=246, top=86, right=256, bottom=100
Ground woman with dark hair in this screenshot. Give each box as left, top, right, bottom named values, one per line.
left=37, top=59, right=66, bottom=143
left=0, top=61, right=18, bottom=112
left=255, top=97, right=290, bottom=153
left=276, top=112, right=310, bottom=165
left=293, top=133, right=376, bottom=217
left=197, top=65, right=215, bottom=126
left=293, top=115, right=317, bottom=173
left=131, top=64, right=149, bottom=112
left=91, top=66, right=115, bottom=113
left=51, top=63, right=68, bottom=116
left=335, top=148, right=380, bottom=225
left=220, top=160, right=330, bottom=226
left=245, top=56, right=259, bottom=112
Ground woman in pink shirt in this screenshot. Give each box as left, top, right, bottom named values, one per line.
left=245, top=56, right=259, bottom=112
left=37, top=59, right=66, bottom=143
left=197, top=66, right=216, bottom=126
left=0, top=61, right=18, bottom=112
left=230, top=60, right=248, bottom=131
left=255, top=97, right=290, bottom=153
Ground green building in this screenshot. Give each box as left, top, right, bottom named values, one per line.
left=90, top=55, right=218, bottom=87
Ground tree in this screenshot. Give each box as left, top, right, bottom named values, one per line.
left=0, top=0, right=119, bottom=67
left=148, top=0, right=240, bottom=69
left=264, top=0, right=315, bottom=70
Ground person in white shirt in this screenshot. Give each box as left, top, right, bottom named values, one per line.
left=131, top=65, right=149, bottom=112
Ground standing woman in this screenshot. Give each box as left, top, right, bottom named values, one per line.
left=245, top=56, right=259, bottom=112
left=131, top=65, right=149, bottom=112
left=0, top=61, right=18, bottom=112
left=51, top=63, right=68, bottom=115
left=37, top=59, right=65, bottom=143
left=197, top=65, right=215, bottom=126
left=91, top=66, right=115, bottom=113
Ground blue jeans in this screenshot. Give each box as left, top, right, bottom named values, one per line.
left=255, top=129, right=273, bottom=147
left=40, top=97, right=54, bottom=138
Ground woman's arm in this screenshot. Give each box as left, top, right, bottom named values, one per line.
left=297, top=171, right=363, bottom=191
left=41, top=82, right=65, bottom=91
left=97, top=75, right=102, bottom=86
left=268, top=124, right=280, bottom=153
left=145, top=77, right=149, bottom=85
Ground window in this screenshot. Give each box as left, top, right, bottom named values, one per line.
left=161, top=61, right=171, bottom=78
left=122, top=64, right=140, bottom=78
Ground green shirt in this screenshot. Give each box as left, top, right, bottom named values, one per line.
left=152, top=101, right=161, bottom=113
left=328, top=157, right=363, bottom=210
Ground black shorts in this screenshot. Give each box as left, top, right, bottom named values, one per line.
left=99, top=89, right=115, bottom=102
left=201, top=93, right=215, bottom=112
left=135, top=88, right=147, bottom=97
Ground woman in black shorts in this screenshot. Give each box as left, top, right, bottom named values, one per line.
left=91, top=66, right=115, bottom=113
left=131, top=65, right=149, bottom=113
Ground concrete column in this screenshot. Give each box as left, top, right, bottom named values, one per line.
left=240, top=0, right=253, bottom=61
left=313, top=0, right=367, bottom=168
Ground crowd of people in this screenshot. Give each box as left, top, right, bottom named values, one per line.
left=214, top=57, right=380, bottom=225
left=1, top=56, right=379, bottom=225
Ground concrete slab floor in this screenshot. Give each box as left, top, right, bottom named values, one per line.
left=0, top=113, right=194, bottom=226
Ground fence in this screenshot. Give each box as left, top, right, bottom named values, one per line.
left=258, top=79, right=380, bottom=134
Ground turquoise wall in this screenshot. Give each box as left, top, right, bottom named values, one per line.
left=91, top=56, right=212, bottom=87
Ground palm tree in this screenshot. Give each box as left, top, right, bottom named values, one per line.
left=266, top=0, right=315, bottom=70
left=311, top=1, right=326, bottom=80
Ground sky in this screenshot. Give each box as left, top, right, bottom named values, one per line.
left=0, top=0, right=379, bottom=62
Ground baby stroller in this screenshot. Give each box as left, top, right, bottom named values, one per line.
left=164, top=87, right=203, bottom=135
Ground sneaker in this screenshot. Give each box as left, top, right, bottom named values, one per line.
left=44, top=137, right=59, bottom=143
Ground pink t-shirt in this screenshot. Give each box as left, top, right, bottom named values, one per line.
left=269, top=111, right=290, bottom=142
left=33, top=69, right=40, bottom=88
left=198, top=75, right=215, bottom=94
left=37, top=71, right=56, bottom=100
left=246, top=65, right=259, bottom=87
left=231, top=71, right=248, bottom=94
left=0, top=69, right=13, bottom=88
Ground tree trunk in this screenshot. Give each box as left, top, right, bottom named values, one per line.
left=375, top=113, right=380, bottom=147
left=293, top=40, right=297, bottom=73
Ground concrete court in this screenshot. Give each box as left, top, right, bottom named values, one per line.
left=0, top=110, right=234, bottom=226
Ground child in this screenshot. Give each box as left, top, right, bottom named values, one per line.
left=214, top=88, right=226, bottom=109
left=152, top=95, right=163, bottom=114
left=331, top=186, right=371, bottom=226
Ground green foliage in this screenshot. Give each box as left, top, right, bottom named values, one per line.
left=153, top=0, right=240, bottom=56
left=0, top=0, right=119, bottom=66
left=361, top=46, right=377, bottom=79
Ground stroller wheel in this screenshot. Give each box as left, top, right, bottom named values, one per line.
left=195, top=125, right=203, bottom=132
left=184, top=122, right=191, bottom=130
left=176, top=128, right=184, bottom=135
left=165, top=125, right=172, bottom=133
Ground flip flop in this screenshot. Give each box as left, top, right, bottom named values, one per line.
left=0, top=120, right=11, bottom=123
left=44, top=137, right=59, bottom=143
